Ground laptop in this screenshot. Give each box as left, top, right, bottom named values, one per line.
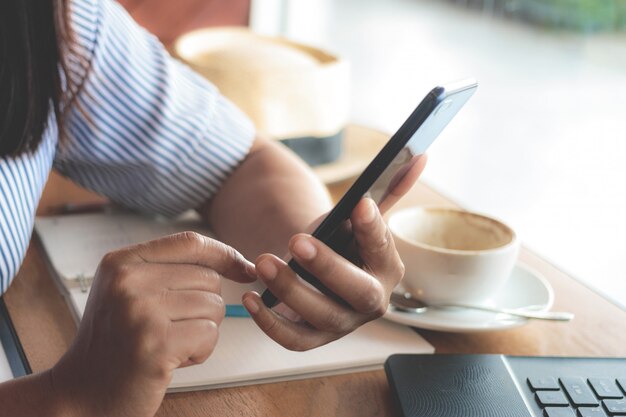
left=385, top=354, right=626, bottom=417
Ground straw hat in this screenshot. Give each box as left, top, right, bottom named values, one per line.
left=173, top=27, right=350, bottom=166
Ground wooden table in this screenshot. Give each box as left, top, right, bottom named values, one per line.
left=4, top=180, right=625, bottom=417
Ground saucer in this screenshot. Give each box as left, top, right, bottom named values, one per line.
left=383, top=263, right=554, bottom=333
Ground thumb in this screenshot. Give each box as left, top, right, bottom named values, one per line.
left=378, top=154, right=427, bottom=214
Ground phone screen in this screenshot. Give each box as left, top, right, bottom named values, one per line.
left=262, top=79, right=478, bottom=307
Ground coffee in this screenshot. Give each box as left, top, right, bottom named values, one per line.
left=395, top=209, right=514, bottom=251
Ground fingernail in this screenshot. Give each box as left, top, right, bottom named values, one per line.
left=257, top=259, right=277, bottom=281
left=243, top=296, right=260, bottom=314
left=292, top=237, right=317, bottom=260
left=245, top=263, right=257, bottom=279
left=363, top=199, right=377, bottom=223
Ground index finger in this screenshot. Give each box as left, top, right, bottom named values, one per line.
left=130, top=231, right=256, bottom=283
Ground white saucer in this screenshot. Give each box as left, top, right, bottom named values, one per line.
left=383, top=263, right=554, bottom=333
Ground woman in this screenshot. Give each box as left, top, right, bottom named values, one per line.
left=0, top=0, right=426, bottom=415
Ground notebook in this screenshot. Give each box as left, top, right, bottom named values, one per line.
left=0, top=298, right=26, bottom=381
left=385, top=354, right=626, bottom=417
left=0, top=344, right=11, bottom=383
left=35, top=210, right=433, bottom=392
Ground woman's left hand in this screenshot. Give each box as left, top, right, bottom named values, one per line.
left=241, top=197, right=407, bottom=351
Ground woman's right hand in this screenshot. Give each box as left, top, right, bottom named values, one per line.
left=50, top=232, right=256, bottom=417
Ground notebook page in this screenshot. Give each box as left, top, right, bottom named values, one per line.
left=35, top=212, right=209, bottom=280
left=171, top=279, right=432, bottom=391
left=0, top=341, right=12, bottom=383
left=169, top=317, right=432, bottom=391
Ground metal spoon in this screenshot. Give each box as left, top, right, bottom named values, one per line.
left=389, top=292, right=574, bottom=322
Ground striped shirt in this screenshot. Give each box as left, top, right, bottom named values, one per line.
left=0, top=0, right=255, bottom=293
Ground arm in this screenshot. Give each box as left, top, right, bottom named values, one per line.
left=0, top=371, right=69, bottom=417
left=200, top=136, right=332, bottom=259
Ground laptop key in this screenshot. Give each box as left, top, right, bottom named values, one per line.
left=530, top=377, right=561, bottom=390
left=544, top=407, right=577, bottom=417
left=537, top=390, right=571, bottom=407
left=590, top=379, right=623, bottom=399
left=603, top=399, right=626, bottom=415
left=578, top=407, right=608, bottom=417
left=617, top=379, right=626, bottom=395
left=561, top=377, right=600, bottom=406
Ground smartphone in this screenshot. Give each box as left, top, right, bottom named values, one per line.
left=261, top=79, right=478, bottom=308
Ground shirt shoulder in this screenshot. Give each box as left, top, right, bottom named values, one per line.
left=65, top=0, right=102, bottom=95
left=56, top=0, right=255, bottom=217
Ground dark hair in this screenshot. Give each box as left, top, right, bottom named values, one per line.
left=0, top=0, right=70, bottom=157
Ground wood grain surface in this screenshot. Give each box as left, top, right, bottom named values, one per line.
left=4, top=136, right=625, bottom=416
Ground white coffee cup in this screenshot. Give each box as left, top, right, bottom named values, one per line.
left=388, top=207, right=519, bottom=305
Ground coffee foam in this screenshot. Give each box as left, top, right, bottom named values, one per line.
left=395, top=209, right=514, bottom=251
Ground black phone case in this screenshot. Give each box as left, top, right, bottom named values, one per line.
left=262, top=80, right=476, bottom=308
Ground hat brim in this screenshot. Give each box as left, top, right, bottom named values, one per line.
left=313, top=124, right=389, bottom=185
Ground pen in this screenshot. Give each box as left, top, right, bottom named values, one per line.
left=226, top=304, right=250, bottom=318
left=46, top=202, right=112, bottom=215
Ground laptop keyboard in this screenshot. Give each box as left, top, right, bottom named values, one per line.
left=385, top=355, right=626, bottom=417
left=528, top=376, right=626, bottom=416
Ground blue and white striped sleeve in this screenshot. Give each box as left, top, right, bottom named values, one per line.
left=54, top=0, right=256, bottom=216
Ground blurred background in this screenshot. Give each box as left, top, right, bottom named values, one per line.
left=61, top=0, right=626, bottom=308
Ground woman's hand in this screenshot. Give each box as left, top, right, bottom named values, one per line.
left=50, top=232, right=255, bottom=417
left=242, top=199, right=402, bottom=351
left=241, top=153, right=427, bottom=351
